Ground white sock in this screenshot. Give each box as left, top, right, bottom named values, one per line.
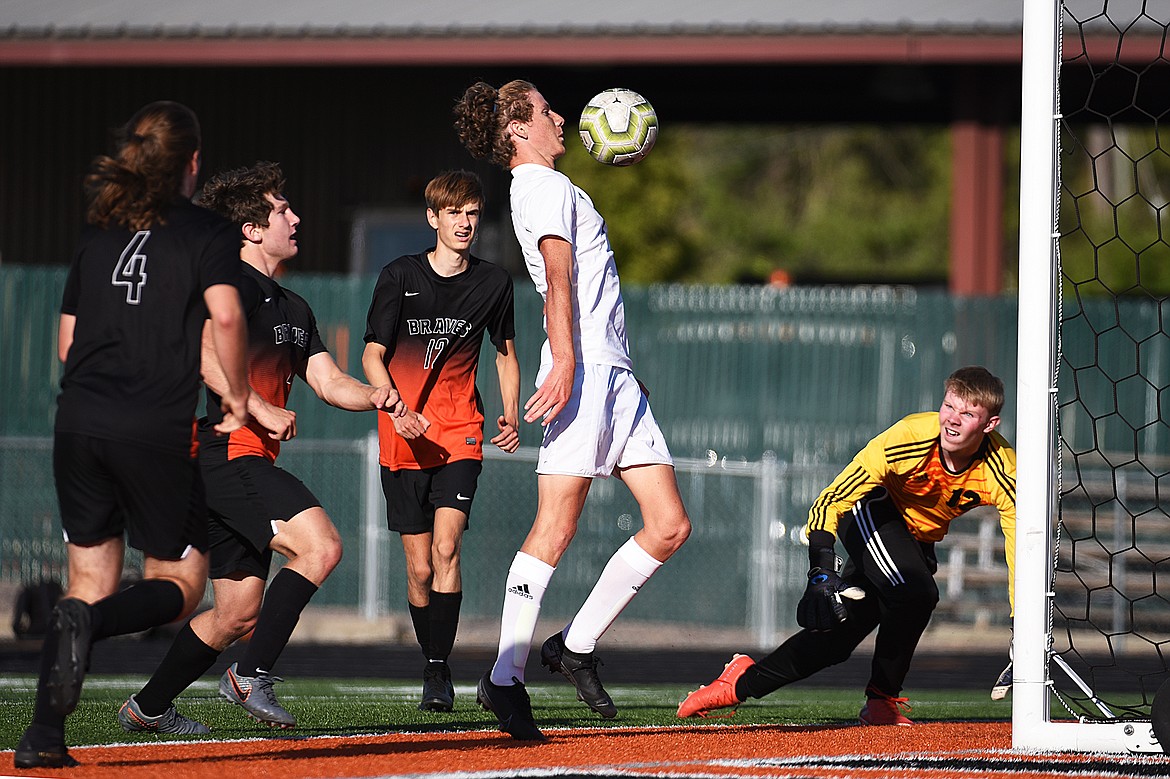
left=490, top=551, right=554, bottom=686
left=563, top=537, right=662, bottom=654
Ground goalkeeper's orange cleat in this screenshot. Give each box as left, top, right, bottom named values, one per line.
left=676, top=654, right=755, bottom=718
left=858, top=688, right=913, bottom=726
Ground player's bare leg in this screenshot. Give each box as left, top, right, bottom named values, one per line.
left=64, top=537, right=124, bottom=603
left=400, top=508, right=468, bottom=712
left=218, top=507, right=340, bottom=728
left=620, top=463, right=691, bottom=562
left=544, top=464, right=690, bottom=717
left=481, top=476, right=590, bottom=739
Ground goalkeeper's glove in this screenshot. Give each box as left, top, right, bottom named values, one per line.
left=990, top=631, right=1013, bottom=700
left=796, top=531, right=866, bottom=631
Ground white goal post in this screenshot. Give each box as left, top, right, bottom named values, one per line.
left=1014, top=0, right=1164, bottom=753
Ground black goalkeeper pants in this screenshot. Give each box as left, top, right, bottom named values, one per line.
left=742, top=488, right=940, bottom=699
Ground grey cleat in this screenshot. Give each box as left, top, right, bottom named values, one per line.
left=219, top=662, right=296, bottom=728
left=118, top=694, right=210, bottom=735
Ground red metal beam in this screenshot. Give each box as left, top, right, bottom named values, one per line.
left=0, top=34, right=1026, bottom=66
left=949, top=71, right=1007, bottom=297
left=1, top=32, right=1157, bottom=67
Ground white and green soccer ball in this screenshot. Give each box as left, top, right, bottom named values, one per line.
left=578, top=88, right=658, bottom=166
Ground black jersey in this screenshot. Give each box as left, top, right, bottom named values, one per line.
left=55, top=199, right=240, bottom=456
left=200, top=262, right=327, bottom=462
left=364, top=252, right=515, bottom=469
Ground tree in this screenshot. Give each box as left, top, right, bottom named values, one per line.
left=560, top=124, right=954, bottom=286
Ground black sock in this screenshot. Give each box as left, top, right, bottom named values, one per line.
left=408, top=602, right=430, bottom=659
left=27, top=624, right=66, bottom=738
left=427, top=590, right=462, bottom=663
left=237, top=569, right=317, bottom=677
left=135, top=622, right=221, bottom=717
left=91, top=580, right=184, bottom=640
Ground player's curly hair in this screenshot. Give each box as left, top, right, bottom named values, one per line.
left=945, top=366, right=1005, bottom=417
left=453, top=79, right=536, bottom=169
left=85, top=101, right=201, bottom=231
left=196, top=161, right=286, bottom=229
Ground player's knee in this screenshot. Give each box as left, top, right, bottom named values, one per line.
left=528, top=522, right=577, bottom=560
left=286, top=521, right=343, bottom=576
left=405, top=559, right=435, bottom=591
left=822, top=641, right=858, bottom=666
left=208, top=602, right=259, bottom=642
left=650, top=511, right=691, bottom=554
left=887, top=580, right=939, bottom=612
left=226, top=613, right=258, bottom=642
left=311, top=536, right=343, bottom=576
left=432, top=538, right=460, bottom=570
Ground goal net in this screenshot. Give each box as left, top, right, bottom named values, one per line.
left=1015, top=0, right=1170, bottom=753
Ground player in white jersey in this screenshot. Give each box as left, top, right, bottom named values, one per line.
left=454, top=79, right=691, bottom=741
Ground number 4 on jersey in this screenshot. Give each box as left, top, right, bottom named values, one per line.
left=112, top=230, right=151, bottom=304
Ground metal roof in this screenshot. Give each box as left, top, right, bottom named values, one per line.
left=3, top=1, right=1159, bottom=67
left=2, top=1, right=1026, bottom=37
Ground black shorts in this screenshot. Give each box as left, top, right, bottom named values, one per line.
left=381, top=459, right=482, bottom=535
left=839, top=487, right=939, bottom=599
left=202, top=454, right=320, bottom=579
left=53, top=432, right=208, bottom=560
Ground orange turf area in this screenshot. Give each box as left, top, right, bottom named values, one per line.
left=13, top=721, right=1170, bottom=779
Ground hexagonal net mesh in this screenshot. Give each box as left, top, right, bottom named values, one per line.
left=1053, top=0, right=1170, bottom=720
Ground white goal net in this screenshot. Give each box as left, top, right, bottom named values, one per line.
left=1015, top=0, right=1170, bottom=753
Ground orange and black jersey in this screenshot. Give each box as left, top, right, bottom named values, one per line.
left=807, top=411, right=1017, bottom=606
left=364, top=252, right=515, bottom=470
left=201, top=262, right=326, bottom=462
left=56, top=200, right=240, bottom=456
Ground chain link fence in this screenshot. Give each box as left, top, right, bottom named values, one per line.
left=0, top=266, right=1019, bottom=648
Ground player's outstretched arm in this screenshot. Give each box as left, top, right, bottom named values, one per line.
left=492, top=338, right=521, bottom=453
left=361, top=339, right=421, bottom=437
left=305, top=350, right=400, bottom=413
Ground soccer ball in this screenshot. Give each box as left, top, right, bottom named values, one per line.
left=578, top=88, right=658, bottom=166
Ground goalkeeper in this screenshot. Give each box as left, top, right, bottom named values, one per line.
left=677, top=366, right=1016, bottom=725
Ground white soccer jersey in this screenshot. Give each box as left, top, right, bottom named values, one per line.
left=509, top=163, right=632, bottom=371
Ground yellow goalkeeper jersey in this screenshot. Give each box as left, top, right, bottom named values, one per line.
left=806, top=411, right=1017, bottom=610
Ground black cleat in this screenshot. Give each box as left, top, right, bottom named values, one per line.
left=476, top=673, right=545, bottom=741
left=540, top=632, right=617, bottom=719
left=419, top=661, right=455, bottom=712
left=14, top=726, right=79, bottom=769
left=46, top=597, right=94, bottom=716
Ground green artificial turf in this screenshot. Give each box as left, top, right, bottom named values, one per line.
left=0, top=674, right=1013, bottom=751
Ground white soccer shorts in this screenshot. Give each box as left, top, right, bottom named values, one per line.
left=536, top=363, right=673, bottom=478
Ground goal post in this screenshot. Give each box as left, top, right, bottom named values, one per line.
left=1014, top=0, right=1168, bottom=753
left=1014, top=0, right=1063, bottom=752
